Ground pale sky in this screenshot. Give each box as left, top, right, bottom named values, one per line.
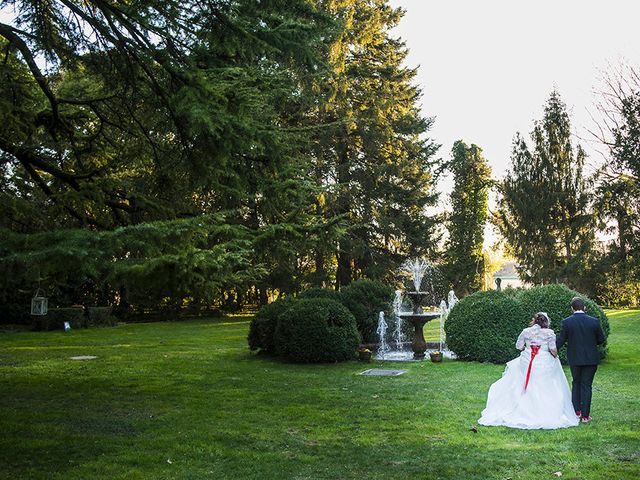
left=388, top=0, right=640, bottom=193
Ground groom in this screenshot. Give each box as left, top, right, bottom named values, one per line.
left=556, top=297, right=605, bottom=423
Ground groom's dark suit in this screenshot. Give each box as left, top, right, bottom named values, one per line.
left=556, top=312, right=605, bottom=417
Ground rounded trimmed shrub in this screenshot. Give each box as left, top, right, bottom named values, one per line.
left=248, top=297, right=294, bottom=354
left=338, top=279, right=394, bottom=343
left=274, top=298, right=360, bottom=363
left=445, top=290, right=528, bottom=364
left=517, top=284, right=610, bottom=362
left=445, top=284, right=610, bottom=364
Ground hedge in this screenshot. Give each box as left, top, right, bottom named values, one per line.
left=34, top=307, right=85, bottom=331
left=444, top=290, right=528, bottom=364
left=445, top=284, right=610, bottom=364
left=517, top=284, right=609, bottom=362
left=87, top=307, right=118, bottom=327
left=274, top=298, right=360, bottom=363
left=338, top=279, right=394, bottom=343
left=248, top=297, right=293, bottom=354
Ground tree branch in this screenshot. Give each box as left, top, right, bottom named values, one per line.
left=0, top=22, right=60, bottom=126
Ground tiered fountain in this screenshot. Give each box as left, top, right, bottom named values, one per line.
left=376, top=258, right=458, bottom=361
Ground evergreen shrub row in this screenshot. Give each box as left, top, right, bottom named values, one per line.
left=34, top=307, right=85, bottom=331
left=33, top=306, right=117, bottom=331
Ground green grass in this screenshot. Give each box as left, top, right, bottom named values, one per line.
left=1, top=310, right=639, bottom=480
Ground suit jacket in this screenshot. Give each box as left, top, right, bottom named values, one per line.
left=556, top=312, right=605, bottom=366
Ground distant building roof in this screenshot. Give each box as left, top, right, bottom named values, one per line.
left=494, top=260, right=520, bottom=279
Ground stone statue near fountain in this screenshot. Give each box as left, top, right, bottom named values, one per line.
left=376, top=258, right=458, bottom=361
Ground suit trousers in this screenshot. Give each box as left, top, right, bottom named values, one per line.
left=569, top=364, right=598, bottom=417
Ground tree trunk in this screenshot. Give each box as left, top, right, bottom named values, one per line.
left=335, top=134, right=352, bottom=289
left=259, top=287, right=268, bottom=306
left=314, top=249, right=326, bottom=287
left=337, top=239, right=352, bottom=288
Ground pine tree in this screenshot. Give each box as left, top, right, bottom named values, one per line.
left=444, top=141, right=492, bottom=295
left=0, top=1, right=339, bottom=312
left=495, top=91, right=595, bottom=286
left=312, top=0, right=440, bottom=287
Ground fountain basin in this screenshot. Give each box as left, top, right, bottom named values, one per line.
left=397, top=312, right=441, bottom=321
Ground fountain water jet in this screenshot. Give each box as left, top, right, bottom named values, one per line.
left=376, top=311, right=390, bottom=358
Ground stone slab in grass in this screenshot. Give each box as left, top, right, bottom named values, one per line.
left=360, top=369, right=406, bottom=376
left=69, top=356, right=97, bottom=360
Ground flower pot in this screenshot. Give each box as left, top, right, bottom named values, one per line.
left=358, top=351, right=373, bottom=362
left=430, top=352, right=443, bottom=363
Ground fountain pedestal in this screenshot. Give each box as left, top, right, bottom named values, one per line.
left=400, top=291, right=441, bottom=360
left=399, top=312, right=441, bottom=359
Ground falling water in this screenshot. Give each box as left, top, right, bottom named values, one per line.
left=376, top=311, right=389, bottom=358
left=435, top=290, right=459, bottom=354
left=439, top=299, right=448, bottom=352
left=393, top=290, right=403, bottom=316
left=392, top=290, right=406, bottom=348
left=448, top=290, right=459, bottom=310
left=374, top=258, right=459, bottom=361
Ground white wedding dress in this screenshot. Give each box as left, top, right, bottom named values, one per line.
left=478, top=324, right=579, bottom=429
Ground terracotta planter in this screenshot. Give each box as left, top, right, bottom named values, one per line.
left=430, top=352, right=443, bottom=363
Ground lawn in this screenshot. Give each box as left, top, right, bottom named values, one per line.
left=1, top=310, right=638, bottom=480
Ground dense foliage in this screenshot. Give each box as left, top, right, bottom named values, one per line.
left=247, top=297, right=294, bottom=354
left=249, top=279, right=392, bottom=354
left=338, top=279, right=395, bottom=343
left=273, top=298, right=360, bottom=363
left=34, top=307, right=85, bottom=331
left=590, top=65, right=640, bottom=306
left=445, top=290, right=528, bottom=364
left=0, top=215, right=257, bottom=321
left=312, top=1, right=440, bottom=288
left=0, top=1, right=441, bottom=322
left=445, top=284, right=609, bottom=364
left=86, top=307, right=118, bottom=328
left=298, top=288, right=342, bottom=302
left=517, top=284, right=609, bottom=362
left=494, top=91, right=595, bottom=289
left=444, top=141, right=492, bottom=295
left=3, top=2, right=638, bottom=319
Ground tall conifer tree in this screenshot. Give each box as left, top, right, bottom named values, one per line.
left=495, top=91, right=594, bottom=285
left=444, top=141, right=492, bottom=295
left=312, top=0, right=440, bottom=287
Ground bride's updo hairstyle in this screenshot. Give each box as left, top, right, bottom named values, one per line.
left=530, top=312, right=550, bottom=328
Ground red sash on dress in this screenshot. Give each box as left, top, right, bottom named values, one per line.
left=524, top=345, right=541, bottom=392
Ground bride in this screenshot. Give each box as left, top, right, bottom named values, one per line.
left=478, top=312, right=579, bottom=429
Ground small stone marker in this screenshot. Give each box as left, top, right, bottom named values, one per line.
left=69, top=356, right=97, bottom=360
left=360, top=369, right=406, bottom=376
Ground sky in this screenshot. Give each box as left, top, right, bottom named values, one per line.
left=387, top=0, right=640, bottom=194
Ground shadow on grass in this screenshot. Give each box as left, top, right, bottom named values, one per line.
left=0, top=370, right=172, bottom=480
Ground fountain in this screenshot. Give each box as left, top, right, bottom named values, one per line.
left=401, top=293, right=441, bottom=359
left=375, top=258, right=457, bottom=361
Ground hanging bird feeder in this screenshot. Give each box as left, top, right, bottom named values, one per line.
left=31, top=288, right=48, bottom=316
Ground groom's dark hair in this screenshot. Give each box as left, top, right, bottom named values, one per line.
left=571, top=297, right=585, bottom=311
